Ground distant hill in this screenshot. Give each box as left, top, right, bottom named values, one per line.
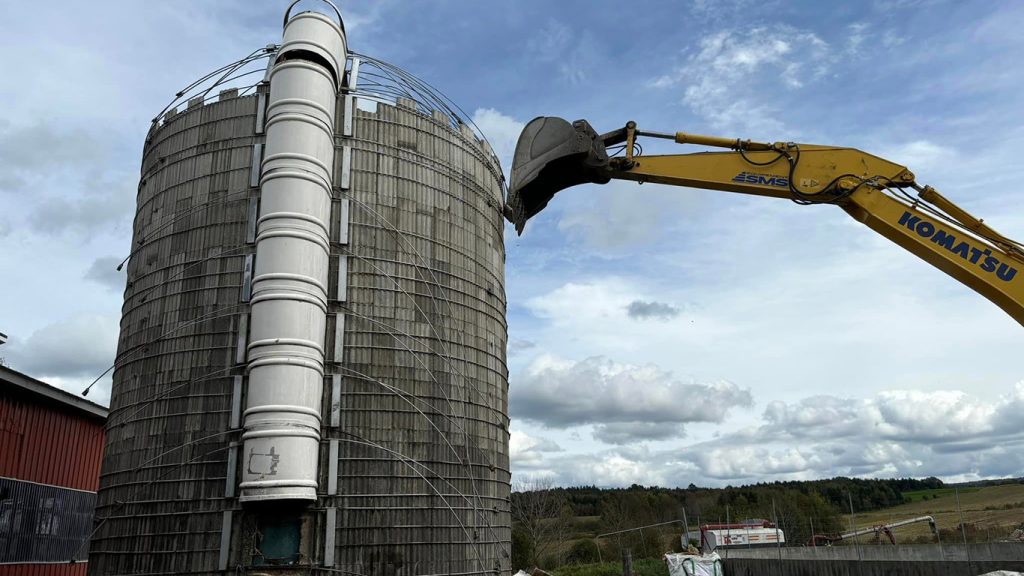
left=532, top=476, right=947, bottom=517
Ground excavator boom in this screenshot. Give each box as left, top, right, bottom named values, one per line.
left=505, top=117, right=1024, bottom=326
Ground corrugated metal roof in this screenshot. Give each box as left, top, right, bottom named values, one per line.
left=0, top=366, right=108, bottom=421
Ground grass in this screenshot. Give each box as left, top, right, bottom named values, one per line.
left=552, top=559, right=669, bottom=576
left=846, top=484, right=1024, bottom=543
left=902, top=487, right=980, bottom=503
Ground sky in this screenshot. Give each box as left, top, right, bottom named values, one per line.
left=2, top=0, right=1024, bottom=488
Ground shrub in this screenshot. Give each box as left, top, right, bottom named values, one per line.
left=566, top=540, right=602, bottom=565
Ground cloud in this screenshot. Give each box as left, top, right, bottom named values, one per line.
left=593, top=422, right=686, bottom=445
left=471, top=107, right=525, bottom=176
left=653, top=26, right=830, bottom=134
left=0, top=120, right=104, bottom=193
left=510, top=443, right=703, bottom=487
left=846, top=22, right=869, bottom=56
left=84, top=256, right=126, bottom=292
left=626, top=300, right=680, bottom=321
left=763, top=395, right=875, bottom=439
left=510, top=429, right=563, bottom=468
left=556, top=180, right=701, bottom=252
left=507, top=338, right=537, bottom=356
left=694, top=446, right=814, bottom=479
left=528, top=19, right=573, bottom=61
left=764, top=386, right=1024, bottom=446
left=689, top=0, right=778, bottom=23
left=3, top=315, right=119, bottom=401
left=876, top=140, right=953, bottom=172
left=873, top=389, right=997, bottom=442
left=526, top=19, right=600, bottom=85
left=27, top=173, right=134, bottom=238
left=509, top=381, right=1024, bottom=485
left=0, top=120, right=134, bottom=239
left=510, top=355, right=752, bottom=431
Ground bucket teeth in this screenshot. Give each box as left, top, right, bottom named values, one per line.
left=505, top=117, right=609, bottom=234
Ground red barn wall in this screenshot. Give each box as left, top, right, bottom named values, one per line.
left=0, top=393, right=105, bottom=492
left=0, top=376, right=106, bottom=575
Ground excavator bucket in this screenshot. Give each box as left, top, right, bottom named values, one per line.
left=505, top=117, right=611, bottom=234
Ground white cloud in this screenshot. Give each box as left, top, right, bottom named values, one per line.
left=508, top=262, right=1024, bottom=485
left=765, top=386, right=1024, bottom=447
left=529, top=19, right=573, bottom=61
left=555, top=179, right=704, bottom=252
left=526, top=19, right=600, bottom=85
left=695, top=446, right=814, bottom=479
left=846, top=22, right=869, bottom=56
left=874, top=390, right=996, bottom=441
left=510, top=429, right=563, bottom=468
left=0, top=120, right=104, bottom=193
left=510, top=354, right=752, bottom=432
left=593, top=422, right=687, bottom=445
left=881, top=29, right=906, bottom=48
left=471, top=108, right=525, bottom=177
left=27, top=174, right=134, bottom=238
left=876, top=140, right=953, bottom=172
left=84, top=256, right=127, bottom=292
left=689, top=0, right=779, bottom=24
left=588, top=453, right=652, bottom=486
left=511, top=445, right=694, bottom=488
left=3, top=314, right=119, bottom=404
left=508, top=381, right=1024, bottom=486
left=763, top=395, right=874, bottom=439
left=653, top=26, right=830, bottom=134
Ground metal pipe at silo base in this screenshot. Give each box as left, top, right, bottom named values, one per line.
left=240, top=6, right=346, bottom=503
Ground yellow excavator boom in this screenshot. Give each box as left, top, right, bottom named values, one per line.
left=506, top=117, right=1024, bottom=326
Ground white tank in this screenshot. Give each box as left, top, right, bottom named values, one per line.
left=240, top=9, right=347, bottom=502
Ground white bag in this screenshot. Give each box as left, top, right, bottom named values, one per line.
left=664, top=552, right=723, bottom=576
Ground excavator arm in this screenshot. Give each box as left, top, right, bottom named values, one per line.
left=505, top=117, right=1024, bottom=326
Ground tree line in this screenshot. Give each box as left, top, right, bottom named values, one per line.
left=511, top=476, right=944, bottom=569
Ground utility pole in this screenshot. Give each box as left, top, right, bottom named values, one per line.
left=956, top=487, right=972, bottom=570
left=848, top=492, right=861, bottom=562
left=681, top=507, right=690, bottom=550
left=772, top=499, right=782, bottom=561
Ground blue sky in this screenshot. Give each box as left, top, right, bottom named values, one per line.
left=2, top=0, right=1024, bottom=487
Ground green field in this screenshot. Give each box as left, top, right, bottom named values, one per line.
left=902, top=487, right=980, bottom=503
left=846, top=484, right=1024, bottom=543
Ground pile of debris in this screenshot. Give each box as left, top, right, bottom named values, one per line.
left=1008, top=523, right=1024, bottom=542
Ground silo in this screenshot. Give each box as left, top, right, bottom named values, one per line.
left=91, top=3, right=510, bottom=575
